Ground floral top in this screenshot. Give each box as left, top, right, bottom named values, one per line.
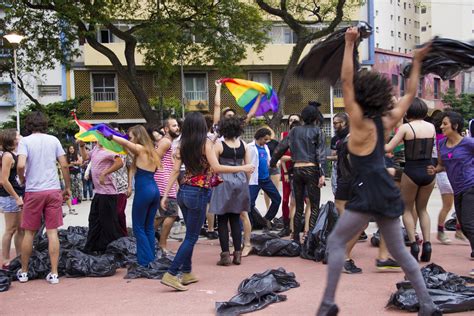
left=181, top=156, right=212, bottom=189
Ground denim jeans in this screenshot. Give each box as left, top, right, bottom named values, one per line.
left=249, top=178, right=281, bottom=224
left=82, top=177, right=94, bottom=199
left=168, top=185, right=209, bottom=275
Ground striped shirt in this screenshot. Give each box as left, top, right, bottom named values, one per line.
left=154, top=142, right=177, bottom=198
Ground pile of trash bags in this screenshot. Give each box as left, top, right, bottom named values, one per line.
left=215, top=268, right=299, bottom=316
left=370, top=227, right=420, bottom=248
left=402, top=37, right=474, bottom=80
left=250, top=233, right=301, bottom=257
left=387, top=263, right=474, bottom=313
left=300, top=201, right=338, bottom=262
left=1, top=226, right=172, bottom=292
left=295, top=21, right=373, bottom=85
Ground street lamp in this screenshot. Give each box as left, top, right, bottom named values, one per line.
left=4, top=33, right=25, bottom=132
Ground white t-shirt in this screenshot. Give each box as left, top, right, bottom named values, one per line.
left=18, top=133, right=65, bottom=192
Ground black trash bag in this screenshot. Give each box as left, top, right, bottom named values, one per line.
left=445, top=213, right=457, bottom=232
left=250, top=233, right=301, bottom=257
left=402, top=38, right=474, bottom=80
left=215, top=268, right=299, bottom=316
left=64, top=249, right=117, bottom=277
left=0, top=269, right=11, bottom=292
left=58, top=226, right=89, bottom=250
left=124, top=256, right=173, bottom=279
left=271, top=217, right=284, bottom=230
left=7, top=250, right=51, bottom=280
left=295, top=21, right=373, bottom=85
left=105, top=237, right=138, bottom=267
left=249, top=207, right=267, bottom=230
left=300, top=201, right=338, bottom=261
left=387, top=263, right=474, bottom=313
left=371, top=230, right=381, bottom=247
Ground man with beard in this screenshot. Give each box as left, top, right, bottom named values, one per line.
left=154, top=117, right=181, bottom=253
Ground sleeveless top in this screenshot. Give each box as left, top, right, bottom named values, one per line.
left=404, top=122, right=434, bottom=161
left=221, top=140, right=245, bottom=162
left=345, top=117, right=404, bottom=218
left=0, top=151, right=24, bottom=197
left=154, top=142, right=178, bottom=198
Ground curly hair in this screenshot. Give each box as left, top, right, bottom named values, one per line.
left=218, top=117, right=244, bottom=139
left=25, top=111, right=48, bottom=133
left=353, top=70, right=394, bottom=118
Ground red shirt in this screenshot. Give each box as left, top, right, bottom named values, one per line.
left=280, top=131, right=293, bottom=180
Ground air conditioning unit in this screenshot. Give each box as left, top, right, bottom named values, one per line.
left=186, top=100, right=209, bottom=112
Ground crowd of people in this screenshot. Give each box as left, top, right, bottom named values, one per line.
left=0, top=27, right=473, bottom=315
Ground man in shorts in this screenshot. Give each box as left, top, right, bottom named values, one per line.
left=16, top=112, right=71, bottom=284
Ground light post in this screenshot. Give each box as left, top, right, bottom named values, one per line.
left=4, top=33, right=25, bottom=132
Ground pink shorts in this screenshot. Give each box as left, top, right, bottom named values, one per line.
left=21, top=190, right=63, bottom=230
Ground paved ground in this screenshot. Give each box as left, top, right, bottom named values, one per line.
left=1, top=182, right=472, bottom=315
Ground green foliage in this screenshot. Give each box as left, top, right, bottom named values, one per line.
left=0, top=98, right=87, bottom=145
left=149, top=96, right=185, bottom=120
left=442, top=90, right=474, bottom=127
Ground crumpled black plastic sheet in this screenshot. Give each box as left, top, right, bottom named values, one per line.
left=64, top=250, right=117, bottom=277
left=295, top=21, right=373, bottom=85
left=300, top=202, right=338, bottom=262
left=215, top=268, right=300, bottom=316
left=445, top=213, right=457, bottom=232
left=402, top=38, right=474, bottom=80
left=248, top=207, right=267, bottom=230
left=370, top=227, right=415, bottom=247
left=250, top=233, right=301, bottom=257
left=387, top=263, right=474, bottom=313
left=125, top=257, right=173, bottom=280
left=0, top=269, right=11, bottom=292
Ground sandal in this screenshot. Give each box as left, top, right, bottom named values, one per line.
left=241, top=244, right=252, bottom=257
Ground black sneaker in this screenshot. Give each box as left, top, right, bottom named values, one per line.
left=206, top=231, right=218, bottom=240
left=343, top=259, right=362, bottom=274
left=376, top=258, right=401, bottom=271
left=358, top=231, right=368, bottom=242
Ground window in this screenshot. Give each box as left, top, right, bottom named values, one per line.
left=398, top=31, right=401, bottom=38
left=398, top=16, right=401, bottom=22
left=99, top=29, right=113, bottom=43
left=415, top=36, right=420, bottom=44
left=409, top=3, right=411, bottom=9
left=418, top=78, right=424, bottom=97
left=404, top=18, right=407, bottom=25
left=404, top=2, right=406, bottom=9
left=376, top=10, right=378, bottom=16
left=92, top=74, right=116, bottom=101
left=400, top=77, right=406, bottom=96
left=397, top=0, right=400, bottom=6
left=404, top=33, right=407, bottom=40
left=390, top=14, right=393, bottom=20
left=398, top=47, right=401, bottom=52
left=434, top=78, right=441, bottom=99
left=392, top=74, right=399, bottom=87
left=391, top=46, right=394, bottom=51
left=269, top=25, right=297, bottom=44
left=421, top=26, right=427, bottom=32
left=404, top=48, right=408, bottom=54
left=0, top=83, right=12, bottom=106
left=409, top=19, right=411, bottom=24
left=376, top=27, right=379, bottom=33
left=391, top=30, right=394, bottom=37
left=449, top=80, right=456, bottom=91
left=38, top=85, right=61, bottom=96
left=376, top=43, right=379, bottom=48
left=409, top=34, right=412, bottom=39
left=414, top=21, right=420, bottom=28
left=184, top=73, right=208, bottom=101
left=421, top=7, right=427, bottom=14
left=415, top=6, right=419, bottom=13
left=0, top=38, right=10, bottom=56
left=248, top=72, right=271, bottom=85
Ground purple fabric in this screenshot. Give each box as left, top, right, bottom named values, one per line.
left=254, top=90, right=279, bottom=116
left=91, top=124, right=129, bottom=140
left=439, top=137, right=474, bottom=195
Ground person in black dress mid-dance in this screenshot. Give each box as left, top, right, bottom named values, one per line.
left=317, top=27, right=439, bottom=316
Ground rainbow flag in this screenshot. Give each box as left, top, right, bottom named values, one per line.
left=72, top=113, right=127, bottom=155
left=221, top=78, right=279, bottom=116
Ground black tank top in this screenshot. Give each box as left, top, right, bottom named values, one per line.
left=221, top=140, right=245, bottom=161
left=0, top=151, right=24, bottom=197
left=404, top=122, right=434, bottom=161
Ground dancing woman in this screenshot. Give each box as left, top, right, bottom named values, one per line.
left=104, top=125, right=161, bottom=266
left=386, top=99, right=436, bottom=262
left=160, top=112, right=254, bottom=291
left=317, top=27, right=438, bottom=316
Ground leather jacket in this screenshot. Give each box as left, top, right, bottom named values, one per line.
left=270, top=125, right=326, bottom=175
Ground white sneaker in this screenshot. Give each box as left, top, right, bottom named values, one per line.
left=46, top=272, right=59, bottom=284
left=16, top=270, right=29, bottom=283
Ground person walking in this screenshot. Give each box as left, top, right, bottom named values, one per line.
left=160, top=112, right=254, bottom=291
left=0, top=129, right=24, bottom=269
left=16, top=112, right=71, bottom=285
left=66, top=145, right=81, bottom=215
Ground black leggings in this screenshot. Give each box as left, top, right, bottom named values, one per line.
left=454, top=186, right=474, bottom=253
left=217, top=213, right=242, bottom=252
left=293, top=166, right=321, bottom=240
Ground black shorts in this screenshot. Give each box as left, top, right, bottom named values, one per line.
left=335, top=181, right=352, bottom=201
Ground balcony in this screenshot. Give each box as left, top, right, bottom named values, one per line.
left=91, top=91, right=118, bottom=113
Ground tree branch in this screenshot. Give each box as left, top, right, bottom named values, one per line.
left=307, top=0, right=346, bottom=42
left=22, top=0, right=55, bottom=10
left=256, top=0, right=304, bottom=34
left=9, top=72, right=42, bottom=107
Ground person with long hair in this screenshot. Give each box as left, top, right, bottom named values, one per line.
left=428, top=111, right=474, bottom=264
left=317, top=28, right=438, bottom=315
left=66, top=145, right=82, bottom=215
left=0, top=129, right=24, bottom=269
left=386, top=98, right=436, bottom=262
left=103, top=125, right=161, bottom=266
left=209, top=117, right=251, bottom=266
left=160, top=112, right=254, bottom=291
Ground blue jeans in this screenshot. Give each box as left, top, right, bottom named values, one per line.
left=249, top=178, right=281, bottom=223
left=168, top=185, right=209, bottom=275
left=82, top=177, right=94, bottom=199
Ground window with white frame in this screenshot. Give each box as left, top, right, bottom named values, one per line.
left=269, top=25, right=297, bottom=44
left=38, top=85, right=62, bottom=96
left=248, top=72, right=271, bottom=85
left=98, top=29, right=113, bottom=43
left=184, top=73, right=208, bottom=101
left=92, top=74, right=116, bottom=101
